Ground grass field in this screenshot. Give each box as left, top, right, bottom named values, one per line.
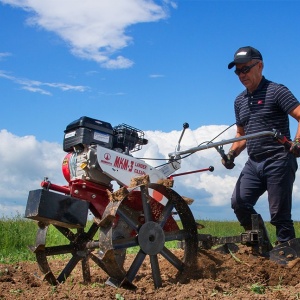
left=1, top=215, right=299, bottom=264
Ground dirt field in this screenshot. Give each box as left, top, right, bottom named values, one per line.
left=1, top=245, right=300, bottom=299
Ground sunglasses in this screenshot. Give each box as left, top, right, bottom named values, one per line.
left=234, top=61, right=260, bottom=76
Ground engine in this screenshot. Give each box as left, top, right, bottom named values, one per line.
left=62, top=116, right=148, bottom=187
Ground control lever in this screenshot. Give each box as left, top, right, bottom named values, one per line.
left=215, top=145, right=228, bottom=161
left=176, top=122, right=189, bottom=152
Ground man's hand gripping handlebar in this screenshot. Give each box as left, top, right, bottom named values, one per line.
left=273, top=129, right=300, bottom=157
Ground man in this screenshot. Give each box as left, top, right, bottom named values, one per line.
left=223, top=46, right=300, bottom=243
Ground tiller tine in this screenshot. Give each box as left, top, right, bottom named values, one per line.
left=214, top=243, right=239, bottom=254
left=269, top=238, right=300, bottom=265
left=105, top=277, right=137, bottom=290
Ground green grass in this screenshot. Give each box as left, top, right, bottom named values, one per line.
left=1, top=215, right=300, bottom=264
left=196, top=219, right=277, bottom=241
left=0, top=215, right=37, bottom=263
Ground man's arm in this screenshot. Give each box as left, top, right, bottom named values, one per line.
left=221, top=125, right=246, bottom=169
left=288, top=104, right=300, bottom=157
left=229, top=125, right=247, bottom=157
left=289, top=104, right=300, bottom=140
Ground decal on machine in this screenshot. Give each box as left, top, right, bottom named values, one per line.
left=113, top=156, right=147, bottom=175
left=100, top=152, right=112, bottom=166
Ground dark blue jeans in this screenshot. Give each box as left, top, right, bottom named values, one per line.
left=231, top=152, right=298, bottom=242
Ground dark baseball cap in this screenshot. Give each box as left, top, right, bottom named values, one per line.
left=228, top=46, right=263, bottom=69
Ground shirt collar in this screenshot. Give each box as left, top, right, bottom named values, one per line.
left=244, top=76, right=268, bottom=97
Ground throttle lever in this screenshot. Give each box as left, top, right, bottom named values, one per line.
left=215, top=145, right=228, bottom=161
left=215, top=145, right=235, bottom=167
left=272, top=129, right=292, bottom=150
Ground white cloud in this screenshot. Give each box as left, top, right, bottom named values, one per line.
left=149, top=74, right=165, bottom=78
left=21, top=86, right=52, bottom=95
left=0, top=70, right=88, bottom=95
left=0, top=52, right=12, bottom=60
left=0, top=130, right=66, bottom=201
left=0, top=0, right=175, bottom=69
left=1, top=125, right=300, bottom=222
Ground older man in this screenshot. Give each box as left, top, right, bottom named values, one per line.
left=223, top=46, right=300, bottom=243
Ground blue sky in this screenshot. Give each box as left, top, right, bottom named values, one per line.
left=1, top=0, right=300, bottom=222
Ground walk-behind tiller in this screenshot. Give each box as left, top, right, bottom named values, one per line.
left=25, top=116, right=300, bottom=289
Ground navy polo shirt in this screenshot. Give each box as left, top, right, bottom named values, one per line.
left=234, top=76, right=299, bottom=156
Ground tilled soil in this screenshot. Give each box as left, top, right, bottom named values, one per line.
left=1, top=246, right=300, bottom=299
